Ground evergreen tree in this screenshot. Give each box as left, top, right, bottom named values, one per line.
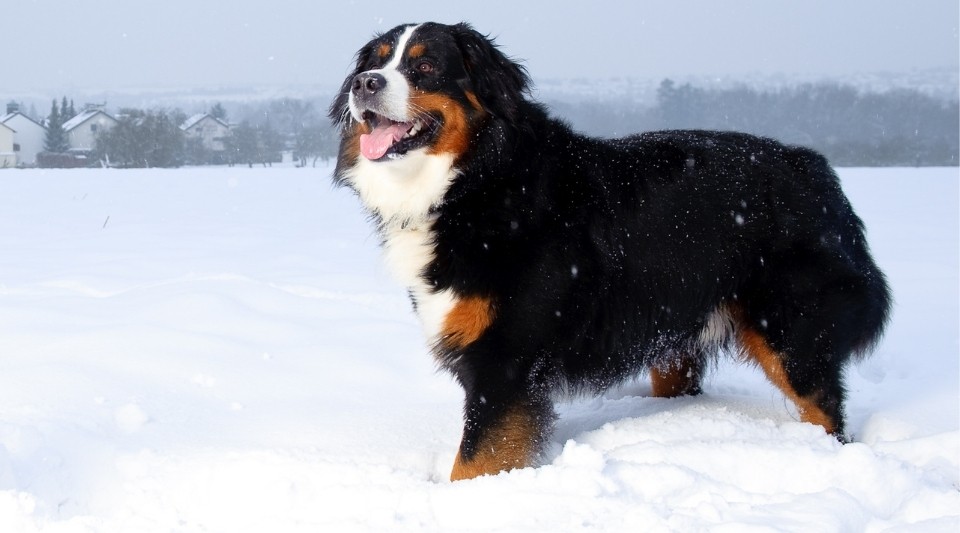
left=210, top=102, right=228, bottom=122
left=47, top=99, right=58, bottom=126
left=43, top=99, right=70, bottom=153
left=60, top=97, right=71, bottom=120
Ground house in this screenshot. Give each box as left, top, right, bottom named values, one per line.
left=1, top=102, right=47, bottom=166
left=0, top=121, right=15, bottom=168
left=62, top=106, right=117, bottom=151
left=181, top=113, right=230, bottom=151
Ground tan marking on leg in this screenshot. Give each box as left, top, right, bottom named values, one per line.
left=651, top=355, right=701, bottom=398
left=450, top=405, right=537, bottom=481
left=738, top=325, right=836, bottom=433
left=441, top=296, right=495, bottom=349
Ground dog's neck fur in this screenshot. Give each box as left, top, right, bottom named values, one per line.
left=344, top=149, right=461, bottom=341
left=345, top=149, right=457, bottom=230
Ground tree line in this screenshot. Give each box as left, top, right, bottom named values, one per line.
left=550, top=80, right=958, bottom=166
left=95, top=100, right=339, bottom=169
left=36, top=97, right=339, bottom=168
left=32, top=80, right=958, bottom=168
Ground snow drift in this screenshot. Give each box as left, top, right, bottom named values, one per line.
left=0, top=165, right=956, bottom=531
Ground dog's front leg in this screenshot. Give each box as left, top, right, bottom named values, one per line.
left=450, top=389, right=553, bottom=481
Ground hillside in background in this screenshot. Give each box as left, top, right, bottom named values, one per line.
left=548, top=79, right=958, bottom=166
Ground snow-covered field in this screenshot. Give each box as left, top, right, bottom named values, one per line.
left=0, top=165, right=956, bottom=532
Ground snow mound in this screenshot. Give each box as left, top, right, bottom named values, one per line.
left=0, top=166, right=956, bottom=531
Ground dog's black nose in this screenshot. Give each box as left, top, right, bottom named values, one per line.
left=352, top=72, right=386, bottom=95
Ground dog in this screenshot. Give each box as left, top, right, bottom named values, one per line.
left=329, top=22, right=891, bottom=481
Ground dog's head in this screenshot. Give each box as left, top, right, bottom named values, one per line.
left=329, top=22, right=529, bottom=171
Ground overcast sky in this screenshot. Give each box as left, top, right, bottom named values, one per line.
left=4, top=0, right=958, bottom=94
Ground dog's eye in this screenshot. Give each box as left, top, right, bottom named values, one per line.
left=417, top=61, right=435, bottom=74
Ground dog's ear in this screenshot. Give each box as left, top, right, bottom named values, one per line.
left=328, top=40, right=377, bottom=130
left=452, top=22, right=530, bottom=122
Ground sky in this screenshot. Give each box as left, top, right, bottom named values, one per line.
left=3, top=0, right=958, bottom=94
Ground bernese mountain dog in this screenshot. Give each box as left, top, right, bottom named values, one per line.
left=329, top=22, right=891, bottom=481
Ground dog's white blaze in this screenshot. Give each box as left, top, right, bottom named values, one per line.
left=698, top=305, right=735, bottom=348
left=347, top=24, right=421, bottom=123
left=384, top=24, right=420, bottom=70
left=347, top=70, right=410, bottom=122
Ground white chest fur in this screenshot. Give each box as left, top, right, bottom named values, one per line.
left=345, top=149, right=460, bottom=341
left=382, top=220, right=455, bottom=341
left=345, top=150, right=456, bottom=226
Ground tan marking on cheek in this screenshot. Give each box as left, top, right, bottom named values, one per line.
left=441, top=296, right=495, bottom=349
left=450, top=405, right=537, bottom=481
left=408, top=43, right=426, bottom=58
left=377, top=43, right=392, bottom=58
left=410, top=90, right=476, bottom=157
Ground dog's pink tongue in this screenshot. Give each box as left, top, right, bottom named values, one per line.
left=360, top=121, right=411, bottom=160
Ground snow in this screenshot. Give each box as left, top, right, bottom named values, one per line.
left=0, top=165, right=956, bottom=532
left=179, top=113, right=210, bottom=131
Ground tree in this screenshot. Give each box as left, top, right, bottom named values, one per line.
left=294, top=124, right=335, bottom=167
left=257, top=122, right=284, bottom=166
left=655, top=79, right=707, bottom=129
left=141, top=109, right=184, bottom=167
left=95, top=108, right=184, bottom=168
left=183, top=136, right=210, bottom=166
left=224, top=121, right=283, bottom=167
left=210, top=102, right=228, bottom=122
left=43, top=99, right=70, bottom=153
left=224, top=121, right=259, bottom=167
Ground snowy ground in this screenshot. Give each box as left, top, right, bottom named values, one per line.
left=0, top=165, right=956, bottom=532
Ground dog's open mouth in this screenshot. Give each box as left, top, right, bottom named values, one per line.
left=359, top=111, right=438, bottom=161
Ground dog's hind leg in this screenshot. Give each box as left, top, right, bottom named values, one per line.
left=650, top=348, right=706, bottom=398
left=733, top=251, right=888, bottom=439
left=736, top=322, right=846, bottom=436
